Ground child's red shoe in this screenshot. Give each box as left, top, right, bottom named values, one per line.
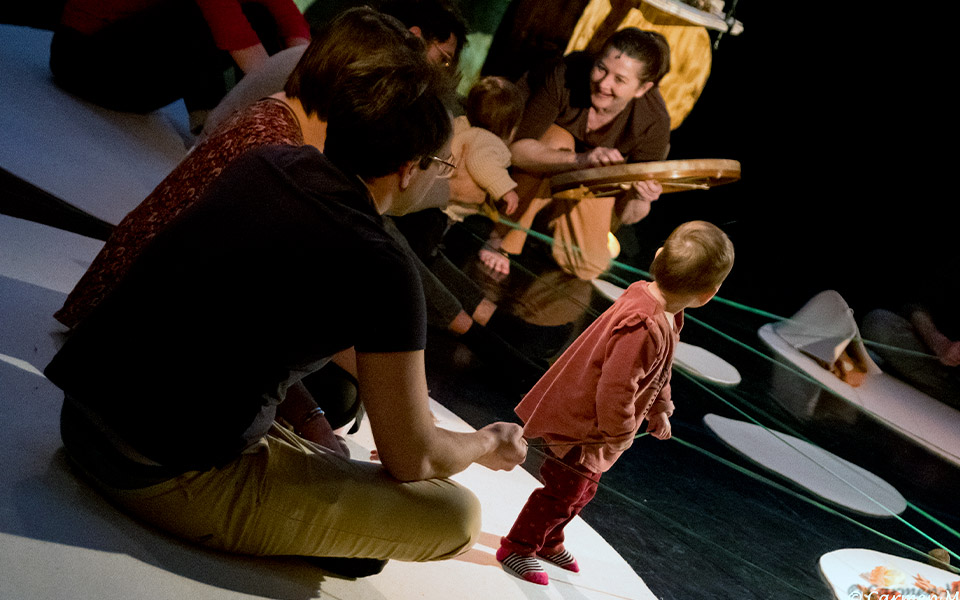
left=496, top=547, right=549, bottom=585
left=538, top=548, right=580, bottom=572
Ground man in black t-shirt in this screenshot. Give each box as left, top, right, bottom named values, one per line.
left=45, top=32, right=526, bottom=573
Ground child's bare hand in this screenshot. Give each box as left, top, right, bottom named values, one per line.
left=500, top=190, right=520, bottom=215
left=646, top=413, right=672, bottom=440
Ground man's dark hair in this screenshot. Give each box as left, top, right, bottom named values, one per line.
left=601, top=28, right=671, bottom=85
left=465, top=76, right=524, bottom=141
left=284, top=7, right=424, bottom=119
left=323, top=54, right=452, bottom=180
left=378, top=0, right=469, bottom=61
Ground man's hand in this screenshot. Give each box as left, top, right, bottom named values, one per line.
left=646, top=412, right=672, bottom=440
left=475, top=422, right=527, bottom=471
left=298, top=414, right=350, bottom=457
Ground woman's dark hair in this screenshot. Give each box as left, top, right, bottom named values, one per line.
left=465, top=76, right=524, bottom=141
left=601, top=28, right=671, bottom=85
left=284, top=7, right=424, bottom=119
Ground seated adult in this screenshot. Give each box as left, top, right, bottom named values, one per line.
left=482, top=28, right=672, bottom=280
left=861, top=278, right=960, bottom=409
left=44, top=29, right=527, bottom=577
left=201, top=0, right=468, bottom=136
left=49, top=0, right=311, bottom=129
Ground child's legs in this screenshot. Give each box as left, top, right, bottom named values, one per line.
left=501, top=448, right=601, bottom=556
left=541, top=471, right=599, bottom=554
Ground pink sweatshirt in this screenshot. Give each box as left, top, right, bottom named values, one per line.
left=516, top=281, right=680, bottom=472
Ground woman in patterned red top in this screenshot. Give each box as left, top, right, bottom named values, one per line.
left=55, top=7, right=423, bottom=330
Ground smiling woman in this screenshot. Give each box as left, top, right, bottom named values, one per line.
left=481, top=27, right=672, bottom=279
left=588, top=32, right=668, bottom=128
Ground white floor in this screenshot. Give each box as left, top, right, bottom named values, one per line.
left=0, top=24, right=191, bottom=225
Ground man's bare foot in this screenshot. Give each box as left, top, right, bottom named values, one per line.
left=480, top=247, right=510, bottom=277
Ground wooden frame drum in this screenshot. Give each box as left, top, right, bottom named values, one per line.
left=549, top=158, right=741, bottom=199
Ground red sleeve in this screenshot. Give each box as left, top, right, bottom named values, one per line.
left=194, top=0, right=309, bottom=51
left=594, top=317, right=658, bottom=444
left=247, top=0, right=310, bottom=41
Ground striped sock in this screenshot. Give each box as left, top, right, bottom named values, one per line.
left=496, top=547, right=549, bottom=585
left=538, top=548, right=580, bottom=572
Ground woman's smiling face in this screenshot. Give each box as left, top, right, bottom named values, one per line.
left=589, top=48, right=653, bottom=115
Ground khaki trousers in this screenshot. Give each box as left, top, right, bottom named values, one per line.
left=100, top=424, right=482, bottom=562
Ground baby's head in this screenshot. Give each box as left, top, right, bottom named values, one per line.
left=650, top=221, right=734, bottom=304
left=465, top=76, right=524, bottom=143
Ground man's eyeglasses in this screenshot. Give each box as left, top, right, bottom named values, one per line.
left=432, top=42, right=454, bottom=69
left=426, top=155, right=456, bottom=178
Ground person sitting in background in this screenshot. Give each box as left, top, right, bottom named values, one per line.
left=861, top=273, right=960, bottom=409
left=201, top=0, right=468, bottom=136
left=45, top=20, right=526, bottom=578
left=49, top=0, right=310, bottom=130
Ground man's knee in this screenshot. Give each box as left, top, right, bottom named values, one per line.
left=431, top=483, right=482, bottom=560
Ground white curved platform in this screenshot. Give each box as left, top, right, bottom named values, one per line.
left=0, top=214, right=104, bottom=294
left=758, top=291, right=960, bottom=469
left=674, top=342, right=741, bottom=386
left=0, top=24, right=190, bottom=225
left=704, top=414, right=906, bottom=517
left=591, top=278, right=628, bottom=303
left=819, top=548, right=959, bottom=600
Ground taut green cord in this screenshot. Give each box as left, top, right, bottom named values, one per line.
left=685, top=375, right=960, bottom=553
left=669, top=436, right=959, bottom=572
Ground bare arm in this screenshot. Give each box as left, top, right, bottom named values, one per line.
left=509, top=139, right=627, bottom=175
left=230, top=43, right=270, bottom=74
left=357, top=350, right=527, bottom=481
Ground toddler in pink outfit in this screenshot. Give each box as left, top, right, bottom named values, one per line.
left=497, top=221, right=735, bottom=585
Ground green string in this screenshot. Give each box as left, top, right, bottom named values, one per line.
left=667, top=436, right=960, bottom=573
left=495, top=215, right=940, bottom=358
left=679, top=313, right=960, bottom=466
left=908, top=502, right=960, bottom=541
left=684, top=374, right=960, bottom=554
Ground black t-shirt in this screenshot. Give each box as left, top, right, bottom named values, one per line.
left=46, top=144, right=426, bottom=470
